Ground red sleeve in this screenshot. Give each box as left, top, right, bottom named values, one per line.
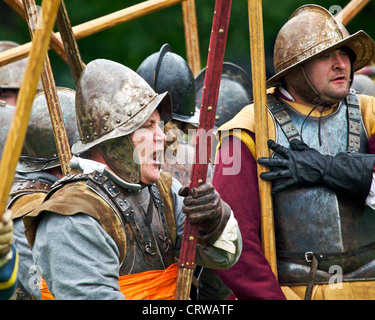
left=212, top=134, right=286, bottom=300
left=368, top=133, right=375, bottom=155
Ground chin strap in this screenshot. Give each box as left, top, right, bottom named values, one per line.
left=69, top=156, right=141, bottom=194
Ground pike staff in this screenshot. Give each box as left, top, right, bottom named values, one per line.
left=248, top=0, right=278, bottom=277
left=22, top=0, right=73, bottom=176
left=0, top=0, right=61, bottom=218
left=174, top=0, right=232, bottom=300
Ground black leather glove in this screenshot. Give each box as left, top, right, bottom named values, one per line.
left=179, top=183, right=231, bottom=247
left=257, top=139, right=375, bottom=199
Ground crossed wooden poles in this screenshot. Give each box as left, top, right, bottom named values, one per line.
left=0, top=0, right=370, bottom=299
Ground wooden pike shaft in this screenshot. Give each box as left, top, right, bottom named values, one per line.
left=0, top=0, right=61, bottom=217
left=4, top=0, right=68, bottom=64
left=175, top=0, right=232, bottom=300
left=23, top=0, right=72, bottom=176
left=182, top=0, right=201, bottom=77
left=0, top=0, right=184, bottom=67
left=56, top=0, right=85, bottom=85
left=335, top=0, right=371, bottom=25
left=248, top=0, right=278, bottom=277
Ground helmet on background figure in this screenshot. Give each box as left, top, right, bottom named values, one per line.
left=137, top=44, right=199, bottom=126
left=195, top=62, right=253, bottom=129
left=17, top=87, right=80, bottom=173
left=0, top=101, right=15, bottom=158
left=0, top=41, right=42, bottom=91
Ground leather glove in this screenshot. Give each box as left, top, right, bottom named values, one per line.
left=179, top=183, right=231, bottom=247
left=258, top=139, right=375, bottom=199
left=0, top=210, right=13, bottom=258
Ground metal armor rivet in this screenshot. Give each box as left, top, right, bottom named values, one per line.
left=149, top=93, right=153, bottom=97
left=219, top=29, right=224, bottom=34
left=207, top=106, right=212, bottom=111
left=116, top=119, right=121, bottom=123
left=104, top=126, right=108, bottom=130
left=189, top=236, right=194, bottom=241
left=198, top=179, right=203, bottom=184
left=140, top=102, right=144, bottom=107
left=186, top=262, right=190, bottom=266
left=86, top=135, right=90, bottom=139
left=89, top=122, right=93, bottom=126
left=127, top=111, right=132, bottom=116
left=105, top=114, right=109, bottom=119
left=131, top=209, right=134, bottom=213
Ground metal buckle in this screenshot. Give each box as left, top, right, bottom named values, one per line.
left=305, top=251, right=313, bottom=263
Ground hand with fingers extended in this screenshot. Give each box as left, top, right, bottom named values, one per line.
left=258, top=139, right=375, bottom=198
left=178, top=183, right=231, bottom=247
left=0, top=210, right=13, bottom=258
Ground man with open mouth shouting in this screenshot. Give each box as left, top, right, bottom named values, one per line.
left=23, top=59, right=241, bottom=300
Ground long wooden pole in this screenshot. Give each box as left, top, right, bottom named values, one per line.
left=56, top=0, right=85, bottom=85
left=248, top=0, right=277, bottom=277
left=181, top=0, right=201, bottom=76
left=335, top=0, right=371, bottom=25
left=175, top=0, right=232, bottom=300
left=0, top=0, right=184, bottom=67
left=23, top=0, right=72, bottom=176
left=0, top=0, right=60, bottom=217
left=4, top=0, right=68, bottom=64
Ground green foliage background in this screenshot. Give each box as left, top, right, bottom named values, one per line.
left=0, top=0, right=374, bottom=89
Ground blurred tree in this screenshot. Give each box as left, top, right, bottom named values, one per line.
left=0, top=0, right=374, bottom=89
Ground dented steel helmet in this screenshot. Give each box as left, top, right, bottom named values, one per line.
left=0, top=101, right=15, bottom=158
left=267, top=5, right=375, bottom=103
left=195, top=62, right=253, bottom=128
left=17, top=87, right=80, bottom=173
left=136, top=44, right=199, bottom=125
left=0, top=41, right=42, bottom=90
left=72, top=59, right=172, bottom=184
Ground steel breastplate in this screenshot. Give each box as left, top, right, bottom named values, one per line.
left=84, top=172, right=175, bottom=275
left=268, top=91, right=375, bottom=285
left=52, top=171, right=175, bottom=275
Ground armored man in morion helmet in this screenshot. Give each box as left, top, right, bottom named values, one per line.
left=23, top=59, right=241, bottom=300
left=213, top=4, right=375, bottom=300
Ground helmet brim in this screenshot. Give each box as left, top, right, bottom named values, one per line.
left=267, top=30, right=375, bottom=88
left=71, top=91, right=172, bottom=155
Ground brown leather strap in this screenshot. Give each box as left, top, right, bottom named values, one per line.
left=304, top=254, right=318, bottom=300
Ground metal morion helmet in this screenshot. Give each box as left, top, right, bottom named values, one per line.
left=267, top=5, right=375, bottom=104
left=17, top=87, right=80, bottom=173
left=0, top=41, right=42, bottom=90
left=195, top=62, right=253, bottom=129
left=72, top=59, right=172, bottom=184
left=0, top=101, right=15, bottom=158
left=136, top=44, right=199, bottom=125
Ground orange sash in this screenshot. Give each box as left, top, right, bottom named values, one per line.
left=40, top=263, right=178, bottom=300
